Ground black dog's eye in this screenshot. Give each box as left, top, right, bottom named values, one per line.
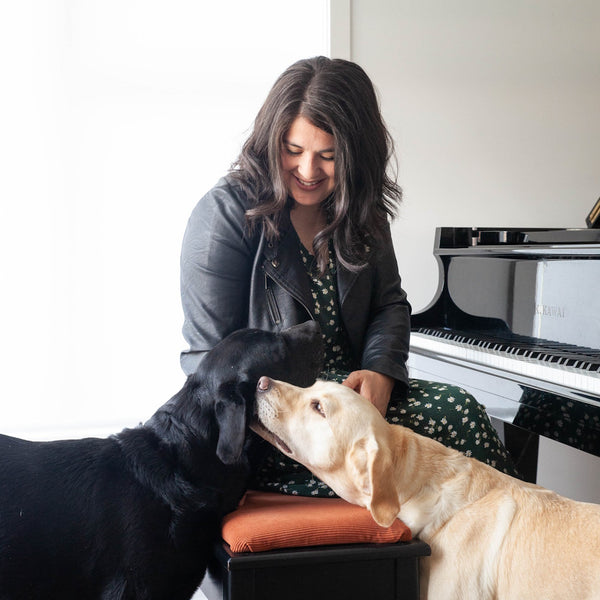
left=311, top=399, right=326, bottom=418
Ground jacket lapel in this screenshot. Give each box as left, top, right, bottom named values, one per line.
left=262, top=218, right=314, bottom=314
left=336, top=260, right=360, bottom=309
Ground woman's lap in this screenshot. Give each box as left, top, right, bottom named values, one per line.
left=391, top=380, right=517, bottom=475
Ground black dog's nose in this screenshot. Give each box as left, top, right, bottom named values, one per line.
left=257, top=376, right=271, bottom=392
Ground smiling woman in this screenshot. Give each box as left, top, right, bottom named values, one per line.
left=283, top=116, right=336, bottom=251
left=0, top=1, right=329, bottom=440
left=179, top=55, right=413, bottom=495
left=281, top=116, right=336, bottom=207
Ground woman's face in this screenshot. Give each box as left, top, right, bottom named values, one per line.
left=280, top=116, right=335, bottom=209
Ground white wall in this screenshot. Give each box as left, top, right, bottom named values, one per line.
left=0, top=1, right=329, bottom=440
left=334, top=0, right=600, bottom=312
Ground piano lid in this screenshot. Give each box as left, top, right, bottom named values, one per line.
left=438, top=227, right=600, bottom=251
left=413, top=228, right=600, bottom=351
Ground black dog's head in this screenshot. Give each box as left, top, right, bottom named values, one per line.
left=199, top=321, right=324, bottom=464
left=150, top=321, right=323, bottom=467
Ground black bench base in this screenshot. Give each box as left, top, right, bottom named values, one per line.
left=200, top=539, right=431, bottom=600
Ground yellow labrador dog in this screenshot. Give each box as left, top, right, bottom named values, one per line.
left=251, top=376, right=600, bottom=600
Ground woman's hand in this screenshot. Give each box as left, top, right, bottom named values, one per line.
left=342, top=370, right=394, bottom=417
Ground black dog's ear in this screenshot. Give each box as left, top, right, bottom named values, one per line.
left=215, top=381, right=253, bottom=465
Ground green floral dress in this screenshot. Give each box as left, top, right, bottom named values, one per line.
left=251, top=243, right=518, bottom=496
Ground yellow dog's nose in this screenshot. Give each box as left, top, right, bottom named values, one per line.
left=257, top=376, right=272, bottom=392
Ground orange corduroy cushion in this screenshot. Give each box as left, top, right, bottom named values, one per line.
left=221, top=490, right=411, bottom=553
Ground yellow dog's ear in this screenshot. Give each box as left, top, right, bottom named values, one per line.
left=348, top=435, right=400, bottom=528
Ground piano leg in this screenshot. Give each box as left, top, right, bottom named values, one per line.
left=490, top=417, right=539, bottom=483
left=493, top=416, right=600, bottom=502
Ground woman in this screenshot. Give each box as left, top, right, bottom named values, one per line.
left=180, top=57, right=517, bottom=495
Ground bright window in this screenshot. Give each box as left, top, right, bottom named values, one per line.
left=0, top=1, right=329, bottom=439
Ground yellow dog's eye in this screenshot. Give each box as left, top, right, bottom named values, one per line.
left=311, top=399, right=326, bottom=417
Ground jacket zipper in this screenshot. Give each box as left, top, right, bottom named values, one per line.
left=264, top=274, right=281, bottom=325
left=264, top=272, right=314, bottom=325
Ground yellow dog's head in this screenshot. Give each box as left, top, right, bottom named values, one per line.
left=251, top=377, right=400, bottom=527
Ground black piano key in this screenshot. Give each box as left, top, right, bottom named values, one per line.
left=414, top=327, right=600, bottom=371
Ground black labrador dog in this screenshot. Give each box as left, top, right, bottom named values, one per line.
left=0, top=321, right=323, bottom=599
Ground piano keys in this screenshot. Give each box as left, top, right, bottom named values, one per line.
left=411, top=329, right=600, bottom=398
left=408, top=227, right=600, bottom=503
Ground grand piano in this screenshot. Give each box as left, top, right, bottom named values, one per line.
left=408, top=227, right=600, bottom=503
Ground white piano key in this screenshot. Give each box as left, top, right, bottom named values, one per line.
left=410, top=332, right=600, bottom=397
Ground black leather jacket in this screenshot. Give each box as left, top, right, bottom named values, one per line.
left=180, top=176, right=411, bottom=387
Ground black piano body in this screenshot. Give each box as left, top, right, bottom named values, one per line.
left=409, top=227, right=600, bottom=503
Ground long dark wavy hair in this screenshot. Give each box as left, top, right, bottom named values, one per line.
left=230, top=56, right=402, bottom=275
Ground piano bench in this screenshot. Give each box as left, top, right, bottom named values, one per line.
left=200, top=539, right=431, bottom=600
left=199, top=491, right=430, bottom=600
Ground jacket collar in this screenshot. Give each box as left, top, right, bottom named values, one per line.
left=262, top=210, right=361, bottom=311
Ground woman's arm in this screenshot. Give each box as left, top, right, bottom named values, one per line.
left=343, top=222, right=411, bottom=413
left=179, top=177, right=257, bottom=375
left=360, top=222, right=411, bottom=384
